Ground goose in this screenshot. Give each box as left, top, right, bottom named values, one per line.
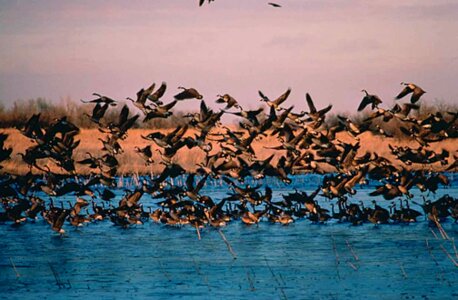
left=89, top=202, right=106, bottom=221
left=269, top=206, right=295, bottom=225
left=174, top=87, right=203, bottom=100
left=149, top=208, right=162, bottom=223
left=125, top=189, right=144, bottom=208
left=330, top=202, right=346, bottom=222
left=0, top=133, right=12, bottom=164
left=393, top=103, right=420, bottom=120
left=303, top=93, right=333, bottom=127
left=69, top=198, right=89, bottom=217
left=3, top=198, right=29, bottom=224
left=216, top=94, right=241, bottom=110
left=225, top=108, right=264, bottom=126
left=271, top=106, right=294, bottom=130
left=142, top=132, right=170, bottom=149
left=184, top=173, right=209, bottom=201
left=148, top=82, right=167, bottom=104
left=389, top=203, right=403, bottom=223
left=369, top=181, right=412, bottom=201
left=143, top=101, right=177, bottom=122
left=399, top=125, right=430, bottom=147
left=259, top=88, right=291, bottom=110
left=127, top=83, right=156, bottom=112
left=344, top=199, right=364, bottom=225
left=367, top=200, right=389, bottom=224
left=51, top=209, right=71, bottom=234
left=154, top=162, right=186, bottom=185
left=199, top=0, right=215, bottom=6
left=25, top=196, right=45, bottom=220
left=81, top=93, right=117, bottom=106
left=84, top=102, right=110, bottom=124
left=396, top=82, right=426, bottom=103
left=241, top=210, right=264, bottom=225
left=97, top=188, right=115, bottom=202
left=101, top=105, right=139, bottom=140
left=19, top=113, right=44, bottom=140
left=98, top=135, right=123, bottom=155
left=128, top=82, right=167, bottom=111
left=358, top=90, right=382, bottom=111
left=69, top=213, right=90, bottom=227
left=204, top=201, right=228, bottom=227
left=134, top=145, right=154, bottom=165
left=399, top=200, right=421, bottom=222
left=421, top=173, right=449, bottom=193
left=76, top=153, right=100, bottom=169
left=364, top=107, right=394, bottom=123
left=337, top=115, right=369, bottom=140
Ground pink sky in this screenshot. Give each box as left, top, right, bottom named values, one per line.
left=1, top=0, right=457, bottom=114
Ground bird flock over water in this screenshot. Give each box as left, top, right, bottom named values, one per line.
left=0, top=81, right=457, bottom=235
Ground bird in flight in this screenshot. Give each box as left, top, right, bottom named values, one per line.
left=395, top=82, right=426, bottom=104
left=268, top=2, right=282, bottom=7
left=199, top=0, right=215, bottom=6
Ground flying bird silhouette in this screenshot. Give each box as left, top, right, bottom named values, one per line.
left=395, top=82, right=426, bottom=103
left=199, top=0, right=215, bottom=6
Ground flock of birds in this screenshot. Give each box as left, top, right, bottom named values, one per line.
left=0, top=81, right=457, bottom=235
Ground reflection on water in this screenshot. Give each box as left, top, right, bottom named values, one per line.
left=1, top=175, right=457, bottom=299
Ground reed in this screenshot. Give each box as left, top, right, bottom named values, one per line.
left=345, top=239, right=359, bottom=261
left=399, top=262, right=408, bottom=279
left=218, top=229, right=237, bottom=259
left=9, top=257, right=20, bottom=278
left=331, top=236, right=341, bottom=280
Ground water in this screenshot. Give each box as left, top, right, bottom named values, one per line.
left=1, top=175, right=457, bottom=299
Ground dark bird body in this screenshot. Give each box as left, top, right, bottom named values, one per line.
left=396, top=82, right=426, bottom=103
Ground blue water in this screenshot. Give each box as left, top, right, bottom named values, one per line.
left=1, top=175, right=457, bottom=299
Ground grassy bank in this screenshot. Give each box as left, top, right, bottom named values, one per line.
left=1, top=128, right=456, bottom=176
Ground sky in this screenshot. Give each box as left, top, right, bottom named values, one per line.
left=1, top=0, right=457, bottom=114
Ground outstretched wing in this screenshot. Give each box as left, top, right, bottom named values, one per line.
left=306, top=93, right=317, bottom=113
left=318, top=104, right=333, bottom=115
left=258, top=90, right=269, bottom=101
left=357, top=96, right=372, bottom=111
left=273, top=88, right=291, bottom=105
left=162, top=100, right=178, bottom=110
left=119, top=105, right=129, bottom=125
left=395, top=86, right=413, bottom=100
left=150, top=82, right=167, bottom=101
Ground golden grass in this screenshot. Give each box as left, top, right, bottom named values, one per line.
left=1, top=128, right=456, bottom=175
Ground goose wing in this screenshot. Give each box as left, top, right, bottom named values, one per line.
left=395, top=86, right=413, bottom=100
left=149, top=82, right=167, bottom=102
left=305, top=93, right=317, bottom=113
left=273, top=88, right=291, bottom=106
left=162, top=100, right=178, bottom=111
left=358, top=95, right=373, bottom=111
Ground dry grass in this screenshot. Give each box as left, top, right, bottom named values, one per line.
left=0, top=98, right=189, bottom=129
left=1, top=128, right=456, bottom=176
